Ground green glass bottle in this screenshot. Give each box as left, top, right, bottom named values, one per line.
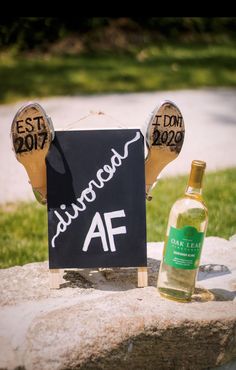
left=157, top=160, right=208, bottom=302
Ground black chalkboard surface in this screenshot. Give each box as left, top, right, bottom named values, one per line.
left=46, top=129, right=147, bottom=269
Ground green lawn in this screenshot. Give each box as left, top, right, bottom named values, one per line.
left=146, top=167, right=236, bottom=243
left=0, top=167, right=235, bottom=268
left=1, top=42, right=236, bottom=104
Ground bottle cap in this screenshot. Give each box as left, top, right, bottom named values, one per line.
left=192, top=160, right=206, bottom=169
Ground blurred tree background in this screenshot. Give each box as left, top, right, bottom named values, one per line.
left=0, top=17, right=236, bottom=103
left=1, top=17, right=236, bottom=53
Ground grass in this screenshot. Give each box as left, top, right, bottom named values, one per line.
left=146, top=167, right=236, bottom=243
left=1, top=42, right=236, bottom=104
left=0, top=168, right=236, bottom=269
left=0, top=202, right=48, bottom=268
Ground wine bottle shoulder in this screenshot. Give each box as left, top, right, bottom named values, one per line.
left=170, top=196, right=208, bottom=217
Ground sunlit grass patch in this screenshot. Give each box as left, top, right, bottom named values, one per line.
left=1, top=168, right=235, bottom=268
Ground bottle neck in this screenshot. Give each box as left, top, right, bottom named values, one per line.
left=185, top=185, right=203, bottom=198
left=185, top=160, right=206, bottom=199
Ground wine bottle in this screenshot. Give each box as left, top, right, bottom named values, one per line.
left=157, top=160, right=208, bottom=302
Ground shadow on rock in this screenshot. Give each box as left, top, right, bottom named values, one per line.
left=198, top=264, right=231, bottom=281
left=209, top=288, right=236, bottom=302
left=59, top=258, right=161, bottom=291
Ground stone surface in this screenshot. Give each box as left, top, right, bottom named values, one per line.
left=0, top=237, right=236, bottom=370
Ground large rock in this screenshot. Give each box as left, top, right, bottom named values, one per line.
left=0, top=237, right=236, bottom=370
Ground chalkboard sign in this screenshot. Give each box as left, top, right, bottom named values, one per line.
left=46, top=129, right=147, bottom=269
